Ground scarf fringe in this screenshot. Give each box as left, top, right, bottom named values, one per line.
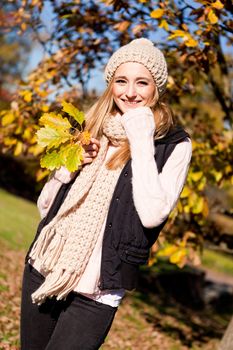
left=30, top=228, right=66, bottom=273
left=41, top=234, right=65, bottom=272
left=30, top=122, right=127, bottom=305
left=31, top=269, right=79, bottom=305
left=30, top=226, right=55, bottom=260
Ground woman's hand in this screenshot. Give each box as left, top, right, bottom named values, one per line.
left=121, top=106, right=156, bottom=159
left=82, top=137, right=100, bottom=165
left=121, top=106, right=155, bottom=142
left=51, top=138, right=100, bottom=186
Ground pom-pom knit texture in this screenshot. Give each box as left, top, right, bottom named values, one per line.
left=104, top=38, right=168, bottom=95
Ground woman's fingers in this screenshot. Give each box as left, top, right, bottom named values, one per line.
left=82, top=138, right=100, bottom=165
left=83, top=151, right=97, bottom=158
left=89, top=138, right=100, bottom=152
left=84, top=145, right=97, bottom=152
left=83, top=138, right=100, bottom=152
left=90, top=137, right=100, bottom=148
left=82, top=157, right=93, bottom=164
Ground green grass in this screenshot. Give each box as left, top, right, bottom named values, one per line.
left=202, top=249, right=233, bottom=276
left=0, top=188, right=231, bottom=349
left=0, top=188, right=40, bottom=250
left=1, top=187, right=233, bottom=278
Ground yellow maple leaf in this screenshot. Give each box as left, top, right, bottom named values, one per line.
left=157, top=244, right=178, bottom=257
left=159, top=19, right=169, bottom=31
left=3, top=137, right=17, bottom=146
left=1, top=112, right=15, bottom=126
left=150, top=8, right=164, bottom=19
left=208, top=9, right=218, bottom=24
left=41, top=105, right=49, bottom=112
left=169, top=248, right=187, bottom=265
left=197, top=177, right=206, bottom=191
left=62, top=101, right=85, bottom=125
left=36, top=168, right=50, bottom=182
left=211, top=169, right=223, bottom=182
left=28, top=144, right=44, bottom=156
left=23, top=128, right=31, bottom=140
left=212, top=0, right=224, bottom=10
left=190, top=171, right=203, bottom=182
left=185, top=37, right=198, bottom=47
left=79, top=130, right=91, bottom=145
left=225, top=165, right=232, bottom=174
left=180, top=186, right=191, bottom=199
left=20, top=90, right=32, bottom=103
left=14, top=141, right=23, bottom=156
left=192, top=197, right=204, bottom=214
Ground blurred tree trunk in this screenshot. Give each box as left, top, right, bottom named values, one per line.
left=219, top=317, right=233, bottom=350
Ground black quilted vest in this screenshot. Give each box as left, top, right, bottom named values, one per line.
left=26, top=126, right=190, bottom=292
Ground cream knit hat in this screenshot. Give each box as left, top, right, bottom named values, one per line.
left=104, top=38, right=168, bottom=96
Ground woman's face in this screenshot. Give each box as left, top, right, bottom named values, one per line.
left=112, top=62, right=156, bottom=114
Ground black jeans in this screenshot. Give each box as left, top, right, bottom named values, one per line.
left=20, top=264, right=118, bottom=350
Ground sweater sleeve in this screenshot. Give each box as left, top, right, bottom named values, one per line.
left=121, top=107, right=192, bottom=228
left=131, top=139, right=192, bottom=228
left=37, top=166, right=77, bottom=218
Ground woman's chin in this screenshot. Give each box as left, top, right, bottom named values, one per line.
left=120, top=103, right=143, bottom=113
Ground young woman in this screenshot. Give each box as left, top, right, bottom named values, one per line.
left=21, top=38, right=192, bottom=349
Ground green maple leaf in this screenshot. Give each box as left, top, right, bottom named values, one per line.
left=36, top=102, right=87, bottom=173
left=40, top=150, right=63, bottom=170
left=36, top=126, right=71, bottom=149
left=39, top=112, right=72, bottom=131
left=62, top=143, right=84, bottom=172
left=61, top=101, right=85, bottom=126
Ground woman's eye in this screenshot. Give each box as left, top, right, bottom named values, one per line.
left=115, top=79, right=126, bottom=84
left=138, top=81, right=148, bottom=86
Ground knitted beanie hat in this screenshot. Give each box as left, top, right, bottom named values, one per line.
left=104, top=38, right=168, bottom=96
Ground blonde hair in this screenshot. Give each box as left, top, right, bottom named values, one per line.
left=85, top=80, right=175, bottom=169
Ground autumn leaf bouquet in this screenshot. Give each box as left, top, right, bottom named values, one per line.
left=36, top=102, right=90, bottom=172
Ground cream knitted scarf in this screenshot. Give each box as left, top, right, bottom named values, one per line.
left=30, top=114, right=126, bottom=305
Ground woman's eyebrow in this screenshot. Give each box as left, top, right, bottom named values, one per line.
left=136, top=77, right=151, bottom=81
left=114, top=76, right=152, bottom=81
left=114, top=75, right=127, bottom=79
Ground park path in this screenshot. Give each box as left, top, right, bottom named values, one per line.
left=203, top=267, right=233, bottom=287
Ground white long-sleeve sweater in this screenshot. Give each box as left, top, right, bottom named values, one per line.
left=31, top=111, right=192, bottom=307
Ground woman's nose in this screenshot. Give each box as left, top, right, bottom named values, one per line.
left=125, top=83, right=137, bottom=98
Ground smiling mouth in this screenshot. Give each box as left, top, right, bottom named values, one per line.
left=121, top=100, right=142, bottom=105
